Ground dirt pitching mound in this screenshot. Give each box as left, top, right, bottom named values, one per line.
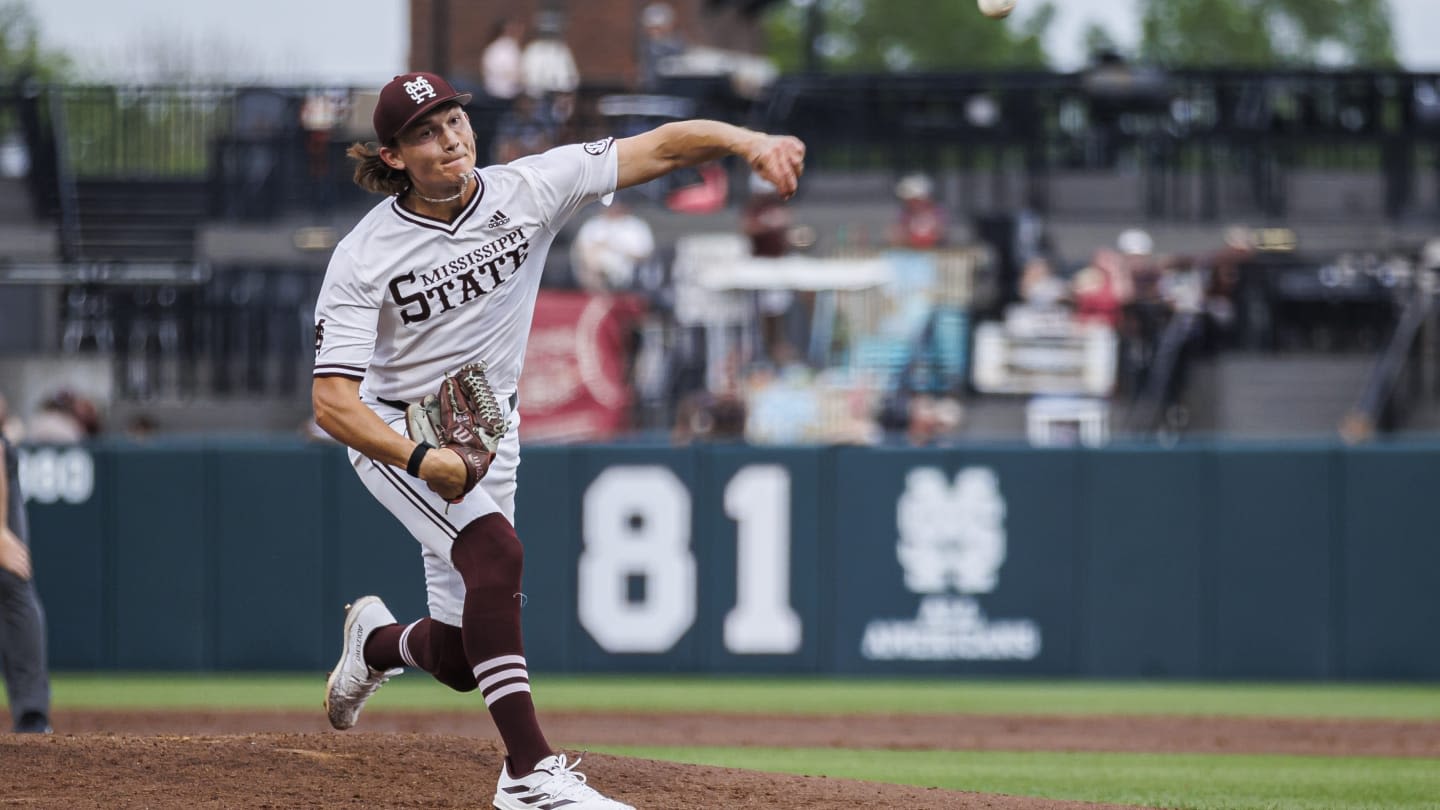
left=6, top=710, right=1436, bottom=809
left=46, top=708, right=1440, bottom=758
left=3, top=733, right=1142, bottom=810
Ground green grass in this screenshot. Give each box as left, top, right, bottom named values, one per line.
left=531, top=677, right=1440, bottom=719
left=591, top=747, right=1440, bottom=810
left=25, top=674, right=1440, bottom=810
left=40, top=673, right=1440, bottom=720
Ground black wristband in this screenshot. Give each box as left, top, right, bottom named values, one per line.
left=406, top=443, right=432, bottom=477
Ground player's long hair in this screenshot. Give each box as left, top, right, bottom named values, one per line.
left=346, top=142, right=410, bottom=196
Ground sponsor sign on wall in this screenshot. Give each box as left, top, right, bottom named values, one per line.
left=860, top=466, right=1042, bottom=663
left=20, top=442, right=1440, bottom=678
left=829, top=447, right=1082, bottom=675
left=567, top=447, right=1080, bottom=675
left=520, top=291, right=646, bottom=443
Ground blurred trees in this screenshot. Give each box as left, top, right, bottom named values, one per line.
left=1, top=1, right=273, bottom=84
left=0, top=0, right=72, bottom=82
left=1137, top=0, right=1397, bottom=67
left=758, top=0, right=1399, bottom=73
left=762, top=0, right=1055, bottom=72
left=97, top=28, right=277, bottom=83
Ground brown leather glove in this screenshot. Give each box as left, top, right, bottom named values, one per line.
left=415, top=362, right=509, bottom=502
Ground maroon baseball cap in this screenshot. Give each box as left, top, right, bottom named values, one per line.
left=373, top=72, right=473, bottom=144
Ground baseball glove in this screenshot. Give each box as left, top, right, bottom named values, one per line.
left=406, top=362, right=510, bottom=501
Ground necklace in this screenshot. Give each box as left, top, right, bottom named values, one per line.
left=412, top=175, right=469, bottom=205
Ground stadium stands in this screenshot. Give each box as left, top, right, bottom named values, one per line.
left=2, top=70, right=1439, bottom=443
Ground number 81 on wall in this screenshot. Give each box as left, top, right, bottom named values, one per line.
left=578, top=464, right=802, bottom=655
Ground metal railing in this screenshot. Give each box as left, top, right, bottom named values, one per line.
left=13, top=69, right=1440, bottom=221
left=3, top=79, right=59, bottom=220
left=1343, top=270, right=1438, bottom=439
left=46, top=89, right=81, bottom=261
left=13, top=262, right=319, bottom=401
left=53, top=85, right=235, bottom=178
left=761, top=69, right=1440, bottom=156
left=758, top=69, right=1440, bottom=221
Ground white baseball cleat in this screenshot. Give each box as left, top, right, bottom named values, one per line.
left=324, top=595, right=401, bottom=730
left=493, top=754, right=635, bottom=810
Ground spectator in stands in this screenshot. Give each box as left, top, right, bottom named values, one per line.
left=1200, top=258, right=1241, bottom=349
left=25, top=391, right=94, bottom=444
left=743, top=173, right=800, bottom=363
left=889, top=173, right=947, bottom=250
left=1196, top=226, right=1253, bottom=351
left=67, top=392, right=101, bottom=437
left=124, top=413, right=159, bottom=441
left=1018, top=257, right=1068, bottom=310
left=671, top=390, right=748, bottom=445
left=300, top=91, right=346, bottom=211
left=637, top=2, right=687, bottom=92
left=521, top=11, right=579, bottom=135
left=1121, top=228, right=1169, bottom=339
left=1119, top=228, right=1164, bottom=309
left=672, top=349, right=748, bottom=445
left=570, top=195, right=656, bottom=294
left=904, top=394, right=964, bottom=447
left=481, top=18, right=526, bottom=103
left=1013, top=192, right=1052, bottom=270
left=1162, top=255, right=1207, bottom=315
left=0, top=393, right=24, bottom=443
left=1115, top=228, right=1176, bottom=399
left=743, top=174, right=791, bottom=259
left=1069, top=250, right=1133, bottom=402
left=491, top=94, right=556, bottom=163
left=1119, top=228, right=1164, bottom=306
left=1071, top=247, right=1131, bottom=328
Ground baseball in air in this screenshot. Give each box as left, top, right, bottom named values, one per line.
left=978, top=0, right=1016, bottom=19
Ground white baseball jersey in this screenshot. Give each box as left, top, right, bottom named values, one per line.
left=313, top=139, right=619, bottom=406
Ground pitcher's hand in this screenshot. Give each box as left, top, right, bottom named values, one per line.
left=746, top=135, right=806, bottom=199
left=421, top=446, right=473, bottom=503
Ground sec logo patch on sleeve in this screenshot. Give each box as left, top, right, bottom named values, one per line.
left=583, top=138, right=614, bottom=156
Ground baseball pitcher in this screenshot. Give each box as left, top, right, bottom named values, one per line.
left=312, top=71, right=804, bottom=810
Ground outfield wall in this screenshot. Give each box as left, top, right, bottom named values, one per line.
left=18, top=440, right=1440, bottom=679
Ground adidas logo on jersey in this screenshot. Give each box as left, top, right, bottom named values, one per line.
left=487, top=210, right=511, bottom=229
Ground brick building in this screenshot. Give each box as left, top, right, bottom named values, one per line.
left=409, top=0, right=767, bottom=89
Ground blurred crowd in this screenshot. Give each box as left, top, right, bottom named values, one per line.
left=1030, top=226, right=1251, bottom=344
left=583, top=162, right=1267, bottom=448
left=578, top=170, right=965, bottom=448
left=0, top=154, right=1264, bottom=451
left=481, top=3, right=689, bottom=165
left=450, top=6, right=1273, bottom=447
left=8, top=6, right=1413, bottom=450
left=0, top=389, right=102, bottom=445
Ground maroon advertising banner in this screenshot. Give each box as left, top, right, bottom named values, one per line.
left=520, top=291, right=645, bottom=443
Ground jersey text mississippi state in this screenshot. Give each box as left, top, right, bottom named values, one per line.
left=390, top=228, right=530, bottom=324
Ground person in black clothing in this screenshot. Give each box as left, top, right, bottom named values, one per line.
left=0, top=432, right=52, bottom=734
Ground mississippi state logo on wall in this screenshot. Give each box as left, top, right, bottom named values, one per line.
left=861, top=467, right=1041, bottom=662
